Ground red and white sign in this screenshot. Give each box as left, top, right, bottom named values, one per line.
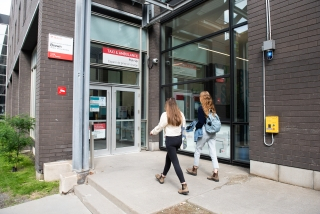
left=94, top=123, right=106, bottom=139
left=48, top=34, right=73, bottom=61
left=57, top=86, right=66, bottom=96
left=103, top=47, right=139, bottom=68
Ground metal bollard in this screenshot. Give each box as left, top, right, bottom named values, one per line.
left=90, top=122, right=94, bottom=169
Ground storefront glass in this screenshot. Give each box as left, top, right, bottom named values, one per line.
left=160, top=0, right=248, bottom=164
left=161, top=0, right=230, bottom=51
left=161, top=33, right=230, bottom=85
left=234, top=124, right=249, bottom=162
left=234, top=25, right=248, bottom=122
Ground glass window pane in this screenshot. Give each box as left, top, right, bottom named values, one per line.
left=181, top=123, right=230, bottom=159
left=0, top=35, right=8, bottom=45
left=91, top=15, right=140, bottom=49
left=90, top=43, right=103, bottom=64
left=234, top=124, right=249, bottom=162
left=161, top=80, right=230, bottom=121
left=0, top=95, right=5, bottom=104
left=233, top=0, right=247, bottom=25
left=89, top=89, right=107, bottom=120
left=142, top=29, right=147, bottom=51
left=234, top=25, right=248, bottom=122
left=0, top=75, right=5, bottom=84
left=0, top=105, right=5, bottom=114
left=0, top=45, right=7, bottom=55
left=0, top=65, right=6, bottom=75
left=0, top=24, right=8, bottom=35
left=90, top=68, right=139, bottom=85
left=161, top=0, right=230, bottom=50
left=162, top=34, right=230, bottom=85
left=0, top=86, right=5, bottom=94
left=0, top=55, right=6, bottom=65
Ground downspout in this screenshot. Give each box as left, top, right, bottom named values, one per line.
left=263, top=0, right=274, bottom=146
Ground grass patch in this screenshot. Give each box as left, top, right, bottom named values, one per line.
left=0, top=152, right=59, bottom=208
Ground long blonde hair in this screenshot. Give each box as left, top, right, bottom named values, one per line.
left=165, top=98, right=182, bottom=126
left=200, top=91, right=216, bottom=117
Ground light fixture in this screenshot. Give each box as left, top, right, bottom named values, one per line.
left=198, top=44, right=249, bottom=62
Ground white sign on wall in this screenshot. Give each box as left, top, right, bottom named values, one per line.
left=48, top=34, right=73, bottom=61
left=103, top=47, right=139, bottom=68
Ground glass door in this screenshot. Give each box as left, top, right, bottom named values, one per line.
left=89, top=87, right=111, bottom=156
left=111, top=87, right=140, bottom=154
left=89, top=86, right=140, bottom=156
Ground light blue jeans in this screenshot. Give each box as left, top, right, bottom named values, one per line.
left=193, top=126, right=219, bottom=169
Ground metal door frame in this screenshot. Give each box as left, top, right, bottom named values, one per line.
left=89, top=85, right=141, bottom=156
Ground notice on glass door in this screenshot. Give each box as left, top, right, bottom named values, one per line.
left=90, top=96, right=99, bottom=112
left=89, top=123, right=106, bottom=139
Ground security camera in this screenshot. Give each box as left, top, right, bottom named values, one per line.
left=152, top=58, right=159, bottom=64
left=266, top=50, right=274, bottom=60
left=165, top=60, right=171, bottom=66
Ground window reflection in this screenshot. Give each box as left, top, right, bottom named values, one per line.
left=161, top=34, right=230, bottom=85
left=234, top=25, right=248, bottom=122
left=161, top=80, right=230, bottom=121
left=233, top=0, right=247, bottom=25
left=234, top=125, right=249, bottom=162
left=90, top=68, right=138, bottom=85
left=161, top=0, right=230, bottom=50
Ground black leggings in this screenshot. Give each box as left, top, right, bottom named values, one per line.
left=162, top=135, right=185, bottom=183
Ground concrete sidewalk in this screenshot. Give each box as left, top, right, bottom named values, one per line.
left=1, top=150, right=320, bottom=214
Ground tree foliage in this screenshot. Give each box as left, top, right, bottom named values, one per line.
left=0, top=115, right=35, bottom=171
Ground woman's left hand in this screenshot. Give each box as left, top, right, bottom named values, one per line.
left=150, top=131, right=153, bottom=136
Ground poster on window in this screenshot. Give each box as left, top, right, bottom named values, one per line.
left=103, top=47, right=139, bottom=68
left=48, top=34, right=73, bottom=61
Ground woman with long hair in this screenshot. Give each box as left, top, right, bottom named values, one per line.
left=186, top=91, right=220, bottom=182
left=150, top=98, right=189, bottom=195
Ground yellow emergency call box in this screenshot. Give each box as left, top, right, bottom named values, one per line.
left=266, top=116, right=279, bottom=133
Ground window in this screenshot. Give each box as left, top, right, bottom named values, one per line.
left=160, top=0, right=248, bottom=163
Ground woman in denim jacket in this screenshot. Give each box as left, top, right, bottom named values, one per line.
left=186, top=91, right=220, bottom=182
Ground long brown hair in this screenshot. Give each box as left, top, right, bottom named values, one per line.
left=165, top=98, right=182, bottom=126
left=200, top=91, right=216, bottom=117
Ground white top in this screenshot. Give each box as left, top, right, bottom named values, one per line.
left=151, top=112, right=186, bottom=136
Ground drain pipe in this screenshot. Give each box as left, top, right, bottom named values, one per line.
left=262, top=51, right=274, bottom=147
left=263, top=0, right=274, bottom=146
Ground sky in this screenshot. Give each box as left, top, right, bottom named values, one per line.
left=0, top=0, right=12, bottom=15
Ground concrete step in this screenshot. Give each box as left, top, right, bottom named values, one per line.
left=74, top=184, right=126, bottom=214
left=87, top=176, right=139, bottom=214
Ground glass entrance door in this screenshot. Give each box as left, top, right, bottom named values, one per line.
left=89, top=86, right=140, bottom=156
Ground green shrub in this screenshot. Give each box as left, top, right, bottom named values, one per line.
left=0, top=115, right=35, bottom=171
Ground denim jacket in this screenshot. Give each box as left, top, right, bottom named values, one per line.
left=186, top=120, right=203, bottom=142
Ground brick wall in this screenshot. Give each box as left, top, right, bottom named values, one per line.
left=148, top=22, right=161, bottom=143
left=18, top=50, right=31, bottom=115
left=11, top=70, right=19, bottom=116
left=248, top=0, right=320, bottom=171
left=33, top=0, right=75, bottom=171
